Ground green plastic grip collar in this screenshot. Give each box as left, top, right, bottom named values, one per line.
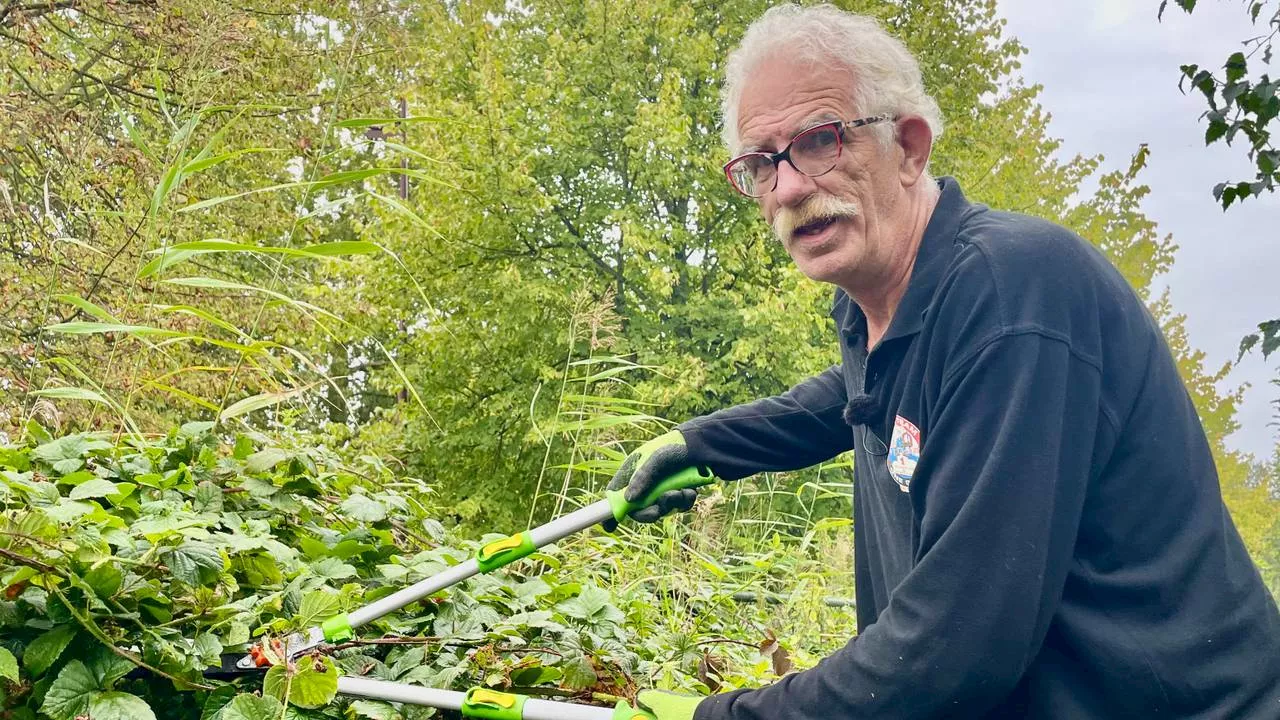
left=321, top=613, right=353, bottom=643
left=605, top=465, right=715, bottom=523
left=476, top=531, right=537, bottom=573
left=462, top=687, right=527, bottom=720
left=612, top=700, right=657, bottom=719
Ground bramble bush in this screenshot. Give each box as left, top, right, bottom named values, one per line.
left=0, top=422, right=854, bottom=719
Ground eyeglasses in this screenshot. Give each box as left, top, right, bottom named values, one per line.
left=723, top=114, right=895, bottom=198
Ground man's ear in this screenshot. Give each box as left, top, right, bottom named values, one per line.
left=895, top=115, right=933, bottom=187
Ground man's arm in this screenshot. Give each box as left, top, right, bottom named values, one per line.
left=695, top=330, right=1101, bottom=718
left=677, top=364, right=852, bottom=481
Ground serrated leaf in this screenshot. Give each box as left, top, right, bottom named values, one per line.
left=24, top=624, right=76, bottom=676
left=559, top=653, right=597, bottom=690
left=164, top=541, right=225, bottom=586
left=88, top=691, right=157, bottom=720
left=199, top=684, right=237, bottom=720
left=45, top=499, right=95, bottom=524
left=41, top=660, right=97, bottom=720
left=191, top=633, right=224, bottom=667
left=0, top=647, right=17, bottom=682
left=194, top=481, right=223, bottom=513
left=86, top=646, right=135, bottom=688
left=218, top=693, right=285, bottom=720
left=297, top=591, right=340, bottom=627
left=264, top=656, right=339, bottom=709
left=32, top=435, right=89, bottom=474
left=68, top=478, right=120, bottom=500
left=224, top=621, right=251, bottom=646
left=1225, top=51, right=1247, bottom=84
left=340, top=494, right=387, bottom=522
left=1261, top=321, right=1280, bottom=358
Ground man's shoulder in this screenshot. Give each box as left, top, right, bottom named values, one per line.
left=927, top=205, right=1149, bottom=362
left=956, top=207, right=1105, bottom=283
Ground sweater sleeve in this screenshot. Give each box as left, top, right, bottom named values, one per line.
left=676, top=364, right=851, bottom=481
left=694, top=330, right=1099, bottom=719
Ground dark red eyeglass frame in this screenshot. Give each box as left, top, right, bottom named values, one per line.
left=723, top=113, right=895, bottom=197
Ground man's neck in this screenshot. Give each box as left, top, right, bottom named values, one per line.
left=846, top=183, right=939, bottom=351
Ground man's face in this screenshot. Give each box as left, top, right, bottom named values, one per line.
left=736, top=56, right=903, bottom=288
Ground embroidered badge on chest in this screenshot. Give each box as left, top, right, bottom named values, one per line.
left=887, top=415, right=921, bottom=492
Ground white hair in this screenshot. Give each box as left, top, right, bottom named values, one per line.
left=721, top=4, right=944, bottom=154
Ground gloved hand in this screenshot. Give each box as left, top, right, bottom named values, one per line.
left=601, top=430, right=698, bottom=532
left=636, top=690, right=704, bottom=720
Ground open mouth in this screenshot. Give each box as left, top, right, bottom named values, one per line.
left=794, top=216, right=839, bottom=239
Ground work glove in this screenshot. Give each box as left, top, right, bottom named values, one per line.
left=602, top=430, right=698, bottom=532
left=636, top=690, right=705, bottom=720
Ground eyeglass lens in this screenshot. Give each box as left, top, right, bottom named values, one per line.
left=730, top=124, right=842, bottom=196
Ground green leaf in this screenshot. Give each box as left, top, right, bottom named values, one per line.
left=340, top=493, right=387, bottom=522
left=218, top=693, right=285, bottom=720
left=52, top=294, right=120, bottom=323
left=137, top=248, right=203, bottom=278
left=41, top=321, right=182, bottom=338
left=556, top=584, right=622, bottom=624
left=194, top=481, right=224, bottom=513
left=334, top=115, right=445, bottom=128
left=32, top=435, right=89, bottom=474
left=1205, top=118, right=1230, bottom=143
left=164, top=541, right=225, bottom=586
left=1225, top=51, right=1247, bottom=84
left=88, top=691, right=157, bottom=720
left=69, top=478, right=121, bottom=500
left=0, top=647, right=18, bottom=682
left=264, top=656, right=339, bottom=709
left=41, top=660, right=97, bottom=720
left=220, top=389, right=305, bottom=421
left=191, top=633, right=224, bottom=667
left=23, top=624, right=76, bottom=676
left=245, top=448, right=290, bottom=473
left=86, top=646, right=135, bottom=688
left=559, top=653, right=597, bottom=690
left=1260, top=320, right=1280, bottom=358
left=83, top=564, right=124, bottom=598
left=349, top=699, right=404, bottom=720
left=45, top=499, right=95, bottom=524
left=509, top=664, right=563, bottom=687
left=1238, top=333, right=1260, bottom=361
left=296, top=591, right=340, bottom=627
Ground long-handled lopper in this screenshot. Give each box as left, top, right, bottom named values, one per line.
left=235, top=465, right=717, bottom=719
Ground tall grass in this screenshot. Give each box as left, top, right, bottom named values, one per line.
left=517, top=295, right=860, bottom=683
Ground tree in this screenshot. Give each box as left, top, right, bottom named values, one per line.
left=336, top=0, right=1263, bottom=535
left=0, top=1, right=416, bottom=435
left=1157, top=0, right=1279, bottom=480
left=1159, top=0, right=1279, bottom=209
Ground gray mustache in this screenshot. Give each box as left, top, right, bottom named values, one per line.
left=773, top=195, right=861, bottom=241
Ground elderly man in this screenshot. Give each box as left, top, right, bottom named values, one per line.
left=609, top=4, right=1280, bottom=719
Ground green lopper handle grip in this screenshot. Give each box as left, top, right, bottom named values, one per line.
left=612, top=700, right=657, bottom=719
left=605, top=465, right=716, bottom=523
left=461, top=687, right=526, bottom=719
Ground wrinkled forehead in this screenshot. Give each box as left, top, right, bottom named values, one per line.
left=734, top=56, right=860, bottom=153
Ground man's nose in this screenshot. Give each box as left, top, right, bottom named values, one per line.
left=772, top=159, right=817, bottom=208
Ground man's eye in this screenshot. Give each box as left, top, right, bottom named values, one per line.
left=798, top=128, right=839, bottom=151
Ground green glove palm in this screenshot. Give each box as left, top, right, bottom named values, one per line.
left=602, top=430, right=698, bottom=531
left=636, top=690, right=704, bottom=720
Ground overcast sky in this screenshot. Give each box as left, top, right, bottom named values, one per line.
left=995, top=0, right=1279, bottom=459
